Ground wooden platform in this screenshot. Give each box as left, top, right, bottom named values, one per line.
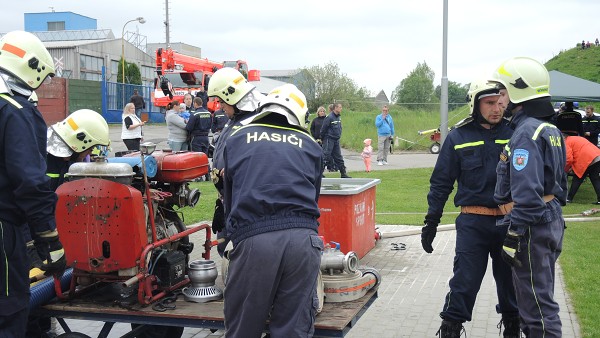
left=41, top=287, right=378, bottom=337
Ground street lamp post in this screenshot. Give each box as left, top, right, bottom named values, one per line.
left=121, top=17, right=146, bottom=103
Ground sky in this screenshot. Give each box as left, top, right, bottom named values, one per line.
left=2, top=1, right=600, bottom=99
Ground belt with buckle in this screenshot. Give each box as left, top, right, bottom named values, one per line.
left=460, top=205, right=504, bottom=216
left=498, top=194, right=555, bottom=215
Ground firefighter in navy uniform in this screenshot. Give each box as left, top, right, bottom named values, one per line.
left=222, top=84, right=323, bottom=338
left=206, top=67, right=264, bottom=252
left=0, top=30, right=66, bottom=337
left=490, top=57, right=567, bottom=338
left=421, top=79, right=519, bottom=338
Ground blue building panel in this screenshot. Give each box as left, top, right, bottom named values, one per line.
left=25, top=12, right=97, bottom=32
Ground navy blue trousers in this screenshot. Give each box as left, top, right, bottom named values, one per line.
left=441, top=213, right=518, bottom=322
left=224, top=228, right=322, bottom=338
left=512, top=201, right=564, bottom=338
left=322, top=138, right=346, bottom=173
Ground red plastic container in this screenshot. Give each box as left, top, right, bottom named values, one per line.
left=150, top=150, right=209, bottom=183
left=317, top=178, right=380, bottom=258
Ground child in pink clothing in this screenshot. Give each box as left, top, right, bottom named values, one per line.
left=361, top=138, right=373, bottom=172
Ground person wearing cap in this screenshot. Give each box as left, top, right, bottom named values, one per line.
left=490, top=57, right=567, bottom=338
left=421, top=79, right=518, bottom=337
left=0, top=30, right=64, bottom=336
left=222, top=84, right=322, bottom=337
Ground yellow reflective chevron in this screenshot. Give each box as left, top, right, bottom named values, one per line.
left=454, top=141, right=484, bottom=150
left=531, top=123, right=558, bottom=141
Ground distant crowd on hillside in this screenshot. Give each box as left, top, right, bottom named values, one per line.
left=580, top=38, right=599, bottom=49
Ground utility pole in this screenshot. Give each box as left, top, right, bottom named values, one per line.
left=165, top=0, right=170, bottom=48
left=439, top=0, right=449, bottom=145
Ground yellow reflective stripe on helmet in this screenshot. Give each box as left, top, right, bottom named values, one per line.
left=0, top=93, right=23, bottom=109
left=233, top=76, right=244, bottom=84
left=67, top=117, right=79, bottom=131
left=454, top=141, right=484, bottom=150
left=495, top=139, right=510, bottom=145
left=289, top=92, right=305, bottom=108
left=531, top=122, right=558, bottom=141
left=46, top=173, right=60, bottom=178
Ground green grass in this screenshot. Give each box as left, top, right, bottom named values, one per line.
left=181, top=169, right=600, bottom=337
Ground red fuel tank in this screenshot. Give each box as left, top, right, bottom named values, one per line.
left=150, top=150, right=209, bottom=183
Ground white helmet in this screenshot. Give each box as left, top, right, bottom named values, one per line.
left=490, top=57, right=550, bottom=104
left=207, top=67, right=255, bottom=105
left=250, top=84, right=308, bottom=129
left=51, top=109, right=110, bottom=153
left=467, top=79, right=500, bottom=116
left=0, top=31, right=55, bottom=90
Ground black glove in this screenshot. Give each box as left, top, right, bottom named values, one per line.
left=211, top=168, right=224, bottom=191
left=421, top=222, right=438, bottom=253
left=212, top=198, right=225, bottom=234
left=26, top=241, right=43, bottom=269
left=35, top=230, right=67, bottom=275
left=501, top=230, right=522, bottom=268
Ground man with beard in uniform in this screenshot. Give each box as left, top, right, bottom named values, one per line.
left=207, top=67, right=264, bottom=252
left=490, top=57, right=567, bottom=338
left=222, top=84, right=322, bottom=337
left=421, top=79, right=518, bottom=337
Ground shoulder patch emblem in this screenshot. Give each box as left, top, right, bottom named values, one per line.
left=512, top=149, right=529, bottom=171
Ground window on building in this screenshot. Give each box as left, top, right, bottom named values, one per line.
left=47, top=21, right=65, bottom=31
left=80, top=54, right=104, bottom=82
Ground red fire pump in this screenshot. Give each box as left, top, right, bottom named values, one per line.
left=53, top=145, right=212, bottom=305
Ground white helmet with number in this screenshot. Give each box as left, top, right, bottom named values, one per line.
left=467, top=79, right=500, bottom=116
left=0, top=31, right=55, bottom=90
left=251, top=84, right=308, bottom=129
left=489, top=57, right=550, bottom=104
left=207, top=67, right=255, bottom=105
left=51, top=109, right=110, bottom=153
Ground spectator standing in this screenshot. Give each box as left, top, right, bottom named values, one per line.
left=596, top=38, right=599, bottom=47
left=195, top=86, right=209, bottom=110
left=320, top=103, right=351, bottom=178
left=421, top=79, right=518, bottom=337
left=186, top=97, right=212, bottom=154
left=361, top=138, right=373, bottom=172
left=0, top=31, right=66, bottom=337
left=375, top=105, right=395, bottom=165
left=211, top=108, right=228, bottom=146
left=563, top=134, right=600, bottom=203
left=310, top=106, right=326, bottom=144
left=165, top=100, right=189, bottom=151
left=222, top=84, right=322, bottom=338
left=121, top=102, right=144, bottom=151
left=129, top=89, right=145, bottom=118
left=490, top=57, right=567, bottom=338
left=183, top=93, right=193, bottom=111
left=582, top=105, right=600, bottom=147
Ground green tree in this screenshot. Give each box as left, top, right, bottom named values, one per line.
left=302, top=61, right=374, bottom=113
left=435, top=81, right=469, bottom=111
left=391, top=61, right=435, bottom=110
left=118, top=57, right=142, bottom=84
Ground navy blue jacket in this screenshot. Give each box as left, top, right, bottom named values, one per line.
left=426, top=118, right=513, bottom=224
left=494, top=111, right=567, bottom=229
left=320, top=112, right=342, bottom=140
left=211, top=109, right=228, bottom=133
left=212, top=110, right=256, bottom=172
left=186, top=107, right=212, bottom=136
left=0, top=93, right=57, bottom=232
left=582, top=114, right=600, bottom=146
left=223, top=120, right=322, bottom=245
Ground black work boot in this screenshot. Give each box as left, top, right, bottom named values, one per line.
left=498, top=315, right=521, bottom=338
left=340, top=168, right=351, bottom=178
left=436, top=319, right=464, bottom=338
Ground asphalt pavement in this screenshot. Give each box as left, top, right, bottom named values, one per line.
left=56, top=124, right=580, bottom=337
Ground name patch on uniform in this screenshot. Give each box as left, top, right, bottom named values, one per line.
left=512, top=149, right=529, bottom=171
left=246, top=131, right=303, bottom=148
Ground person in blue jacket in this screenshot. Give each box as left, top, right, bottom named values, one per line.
left=490, top=57, right=567, bottom=338
left=320, top=102, right=350, bottom=178
left=375, top=105, right=395, bottom=165
left=0, top=31, right=67, bottom=337
left=421, top=79, right=519, bottom=337
left=222, top=84, right=323, bottom=337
